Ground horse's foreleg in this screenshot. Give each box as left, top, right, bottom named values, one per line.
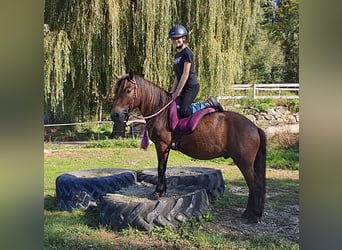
left=153, top=144, right=170, bottom=199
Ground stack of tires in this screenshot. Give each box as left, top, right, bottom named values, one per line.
left=55, top=167, right=225, bottom=231
left=56, top=169, right=137, bottom=211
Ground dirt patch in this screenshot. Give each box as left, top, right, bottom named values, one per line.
left=208, top=168, right=299, bottom=243
left=210, top=203, right=299, bottom=243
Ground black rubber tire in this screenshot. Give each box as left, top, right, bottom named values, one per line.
left=55, top=168, right=136, bottom=211
left=100, top=183, right=209, bottom=231
left=137, top=167, right=225, bottom=199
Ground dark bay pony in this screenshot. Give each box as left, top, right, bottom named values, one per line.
left=111, top=72, right=266, bottom=223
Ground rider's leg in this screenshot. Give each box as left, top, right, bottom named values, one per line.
left=191, top=96, right=224, bottom=113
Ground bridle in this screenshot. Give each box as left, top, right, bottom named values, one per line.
left=126, top=78, right=137, bottom=113
left=124, top=77, right=174, bottom=120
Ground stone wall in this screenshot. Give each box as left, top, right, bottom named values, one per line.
left=242, top=106, right=299, bottom=127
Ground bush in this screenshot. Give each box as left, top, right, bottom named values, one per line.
left=252, top=98, right=276, bottom=112
left=254, top=102, right=271, bottom=112
left=287, top=99, right=299, bottom=112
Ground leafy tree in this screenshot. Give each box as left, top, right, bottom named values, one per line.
left=262, top=0, right=299, bottom=82
left=241, top=28, right=285, bottom=83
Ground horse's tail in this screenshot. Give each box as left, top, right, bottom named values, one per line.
left=254, top=127, right=267, bottom=216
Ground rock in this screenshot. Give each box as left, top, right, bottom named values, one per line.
left=264, top=115, right=275, bottom=121
left=255, top=114, right=265, bottom=121
left=270, top=120, right=281, bottom=126
left=247, top=115, right=256, bottom=123
left=267, top=108, right=276, bottom=115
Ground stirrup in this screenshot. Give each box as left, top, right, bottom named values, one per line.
left=170, top=133, right=181, bottom=150
left=170, top=140, right=179, bottom=150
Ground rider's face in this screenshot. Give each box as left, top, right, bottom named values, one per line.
left=171, top=36, right=185, bottom=49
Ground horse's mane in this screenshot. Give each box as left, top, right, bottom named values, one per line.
left=134, top=74, right=171, bottom=108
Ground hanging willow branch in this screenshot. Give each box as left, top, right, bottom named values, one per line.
left=44, top=0, right=262, bottom=121
left=44, top=0, right=128, bottom=120
left=44, top=24, right=71, bottom=111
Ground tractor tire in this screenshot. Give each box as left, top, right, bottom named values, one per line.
left=100, top=182, right=209, bottom=231
left=137, top=167, right=225, bottom=199
left=55, top=168, right=136, bottom=211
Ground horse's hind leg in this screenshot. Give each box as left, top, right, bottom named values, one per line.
left=241, top=190, right=254, bottom=219
left=235, top=159, right=263, bottom=223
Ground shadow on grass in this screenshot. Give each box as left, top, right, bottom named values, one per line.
left=44, top=194, right=102, bottom=230
left=44, top=195, right=59, bottom=212
left=209, top=176, right=299, bottom=243
left=212, top=176, right=299, bottom=217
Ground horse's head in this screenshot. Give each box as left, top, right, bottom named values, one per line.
left=110, top=71, right=137, bottom=123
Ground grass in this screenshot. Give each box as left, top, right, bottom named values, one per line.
left=267, top=132, right=299, bottom=170
left=44, top=133, right=299, bottom=249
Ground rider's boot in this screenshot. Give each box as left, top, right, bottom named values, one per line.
left=190, top=96, right=224, bottom=113
left=202, top=96, right=224, bottom=112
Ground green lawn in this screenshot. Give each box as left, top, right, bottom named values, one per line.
left=44, top=139, right=299, bottom=249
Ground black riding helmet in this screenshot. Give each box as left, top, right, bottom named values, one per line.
left=168, top=25, right=188, bottom=38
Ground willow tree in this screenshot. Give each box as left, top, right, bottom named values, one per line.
left=124, top=0, right=175, bottom=88
left=44, top=0, right=262, bottom=122
left=44, top=0, right=129, bottom=122
left=44, top=24, right=71, bottom=113
left=177, top=0, right=261, bottom=98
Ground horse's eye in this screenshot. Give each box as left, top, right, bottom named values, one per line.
left=126, top=88, right=131, bottom=94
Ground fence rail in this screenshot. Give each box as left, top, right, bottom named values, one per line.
left=217, top=83, right=299, bottom=100
left=44, top=119, right=146, bottom=140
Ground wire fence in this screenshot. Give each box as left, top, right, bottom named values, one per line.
left=44, top=119, right=146, bottom=141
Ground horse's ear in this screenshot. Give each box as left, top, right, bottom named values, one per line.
left=128, top=70, right=135, bottom=81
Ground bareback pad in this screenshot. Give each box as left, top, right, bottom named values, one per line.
left=169, top=100, right=215, bottom=134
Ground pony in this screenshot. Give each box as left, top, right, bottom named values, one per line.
left=110, top=72, right=266, bottom=223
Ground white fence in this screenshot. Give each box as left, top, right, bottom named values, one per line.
left=217, top=83, right=299, bottom=100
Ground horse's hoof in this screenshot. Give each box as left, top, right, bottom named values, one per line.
left=241, top=209, right=251, bottom=219
left=242, top=210, right=259, bottom=224
left=246, top=216, right=259, bottom=224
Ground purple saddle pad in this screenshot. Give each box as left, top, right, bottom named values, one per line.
left=169, top=100, right=215, bottom=134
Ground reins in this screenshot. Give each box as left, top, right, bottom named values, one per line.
left=127, top=78, right=174, bottom=120
left=139, top=99, right=174, bottom=119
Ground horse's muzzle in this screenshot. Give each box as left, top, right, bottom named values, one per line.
left=110, top=111, right=127, bottom=123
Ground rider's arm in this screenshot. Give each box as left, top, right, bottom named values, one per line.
left=172, top=62, right=191, bottom=99
left=170, top=76, right=178, bottom=94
